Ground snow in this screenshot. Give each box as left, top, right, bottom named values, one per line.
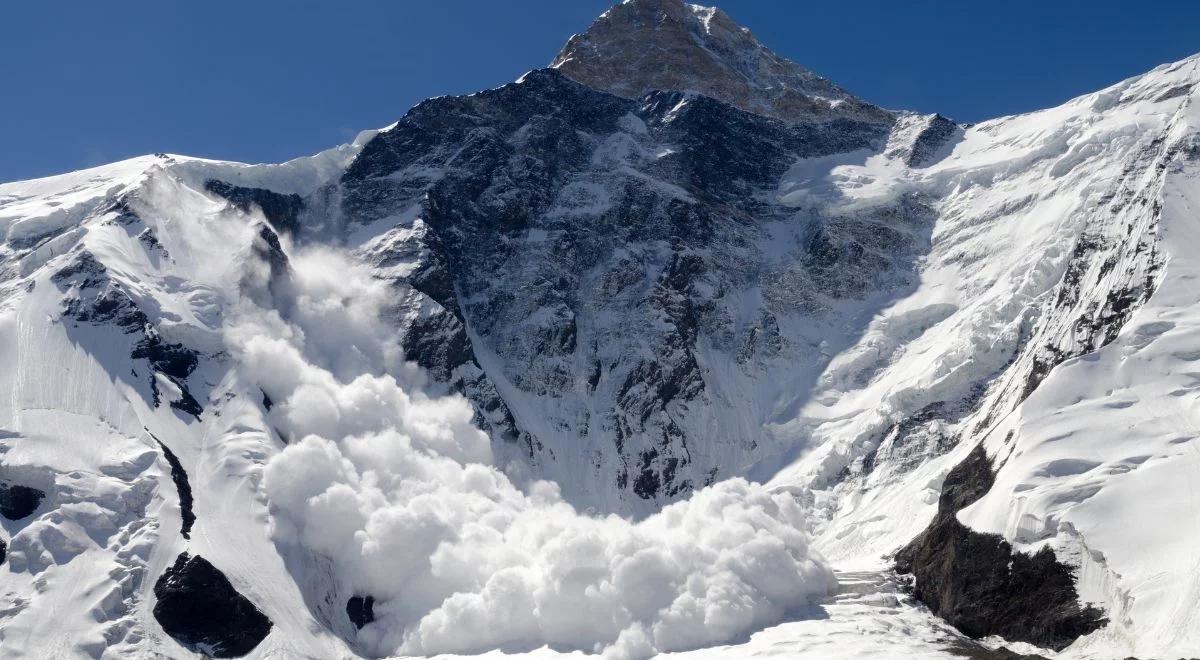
left=760, top=51, right=1200, bottom=660
left=0, top=158, right=837, bottom=658
left=958, top=72, right=1200, bottom=658
left=2, top=20, right=1200, bottom=659
left=237, top=245, right=834, bottom=658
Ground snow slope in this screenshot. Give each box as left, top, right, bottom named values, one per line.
left=2, top=1, right=1200, bottom=658
left=962, top=63, right=1200, bottom=658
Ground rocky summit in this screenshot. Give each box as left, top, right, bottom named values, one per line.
left=1, top=0, right=1199, bottom=658
left=552, top=0, right=894, bottom=125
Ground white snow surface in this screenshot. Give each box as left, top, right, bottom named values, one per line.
left=2, top=44, right=1200, bottom=660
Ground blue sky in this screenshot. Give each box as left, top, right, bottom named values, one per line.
left=3, top=1, right=1198, bottom=182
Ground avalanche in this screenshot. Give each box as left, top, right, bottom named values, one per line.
left=2, top=0, right=1200, bottom=658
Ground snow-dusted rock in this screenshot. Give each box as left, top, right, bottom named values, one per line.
left=0, top=1, right=1199, bottom=658
left=552, top=0, right=894, bottom=125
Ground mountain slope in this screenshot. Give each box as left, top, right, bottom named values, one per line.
left=1, top=0, right=1200, bottom=658
left=551, top=0, right=894, bottom=125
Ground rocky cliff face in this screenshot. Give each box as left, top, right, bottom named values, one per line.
left=552, top=0, right=895, bottom=126
left=334, top=67, right=930, bottom=512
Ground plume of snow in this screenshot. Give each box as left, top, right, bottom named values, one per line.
left=224, top=236, right=834, bottom=658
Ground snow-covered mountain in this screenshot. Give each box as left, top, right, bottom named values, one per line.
left=1, top=0, right=1199, bottom=657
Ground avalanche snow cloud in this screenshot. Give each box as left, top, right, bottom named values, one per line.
left=233, top=241, right=834, bottom=657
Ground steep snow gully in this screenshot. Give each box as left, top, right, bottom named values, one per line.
left=1, top=0, right=1200, bottom=657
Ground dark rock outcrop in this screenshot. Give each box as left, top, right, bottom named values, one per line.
left=135, top=332, right=203, bottom=420
left=204, top=180, right=305, bottom=236
left=905, top=114, right=959, bottom=167
left=346, top=595, right=374, bottom=629
left=155, top=439, right=195, bottom=539
left=153, top=553, right=272, bottom=658
left=551, top=0, right=894, bottom=125
left=0, top=482, right=45, bottom=520
left=895, top=445, right=1107, bottom=650
left=53, top=250, right=205, bottom=419
left=52, top=251, right=149, bottom=332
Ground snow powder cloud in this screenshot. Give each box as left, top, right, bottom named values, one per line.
left=225, top=237, right=834, bottom=658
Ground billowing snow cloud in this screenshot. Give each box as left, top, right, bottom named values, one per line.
left=227, top=241, right=834, bottom=658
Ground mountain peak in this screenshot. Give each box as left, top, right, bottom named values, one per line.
left=551, top=0, right=893, bottom=124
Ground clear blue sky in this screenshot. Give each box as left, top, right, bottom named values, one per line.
left=3, top=1, right=1198, bottom=182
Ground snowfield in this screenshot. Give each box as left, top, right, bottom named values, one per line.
left=3, top=1, right=1200, bottom=658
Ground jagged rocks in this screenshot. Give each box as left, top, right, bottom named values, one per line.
left=341, top=65, right=904, bottom=510
left=905, top=114, right=959, bottom=167
left=895, top=445, right=1106, bottom=650
left=132, top=335, right=198, bottom=381
left=204, top=179, right=304, bottom=235
left=346, top=595, right=375, bottom=629
left=155, top=439, right=195, bottom=539
left=134, top=333, right=203, bottom=419
left=52, top=251, right=149, bottom=332
left=0, top=482, right=44, bottom=520
left=551, top=0, right=894, bottom=125
left=152, top=553, right=272, bottom=658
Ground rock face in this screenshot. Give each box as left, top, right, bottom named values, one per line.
left=155, top=439, right=195, bottom=539
left=345, top=596, right=374, bottom=630
left=0, top=482, right=44, bottom=520
left=894, top=446, right=1107, bottom=649
left=883, top=113, right=961, bottom=167
left=341, top=67, right=913, bottom=512
left=551, top=0, right=894, bottom=125
left=205, top=179, right=305, bottom=236
left=152, top=553, right=272, bottom=657
left=51, top=217, right=205, bottom=420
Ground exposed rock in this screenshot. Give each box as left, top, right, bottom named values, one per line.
left=346, top=595, right=374, bottom=629
left=132, top=334, right=198, bottom=381
left=52, top=249, right=205, bottom=418
left=884, top=113, right=962, bottom=167
left=905, top=114, right=960, bottom=167
left=204, top=179, right=305, bottom=235
left=154, top=438, right=195, bottom=539
left=53, top=251, right=149, bottom=332
left=152, top=553, right=272, bottom=657
left=343, top=66, right=914, bottom=510
left=551, top=0, right=894, bottom=125
left=0, top=482, right=44, bottom=520
left=945, top=638, right=1049, bottom=659
left=133, top=332, right=203, bottom=419
left=246, top=222, right=294, bottom=305
left=895, top=445, right=1107, bottom=650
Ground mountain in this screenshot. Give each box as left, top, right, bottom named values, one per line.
left=550, top=0, right=894, bottom=125
left=1, top=0, right=1199, bottom=658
